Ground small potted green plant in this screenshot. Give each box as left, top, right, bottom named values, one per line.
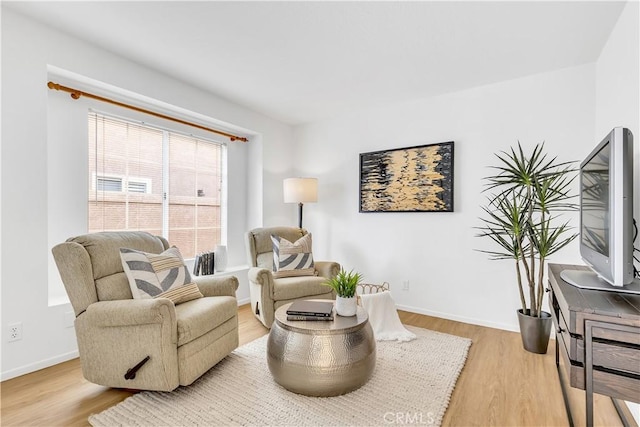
left=324, top=268, right=362, bottom=316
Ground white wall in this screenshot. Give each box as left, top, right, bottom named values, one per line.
left=293, top=64, right=596, bottom=331
left=1, top=8, right=294, bottom=379
left=596, top=0, right=640, bottom=219
left=595, top=2, right=640, bottom=423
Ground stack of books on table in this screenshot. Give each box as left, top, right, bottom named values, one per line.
left=286, top=300, right=334, bottom=321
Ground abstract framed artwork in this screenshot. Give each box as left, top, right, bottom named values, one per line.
left=359, top=141, right=454, bottom=213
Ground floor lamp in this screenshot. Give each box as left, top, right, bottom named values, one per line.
left=283, top=177, right=318, bottom=229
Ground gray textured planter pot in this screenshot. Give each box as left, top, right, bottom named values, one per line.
left=517, top=309, right=552, bottom=354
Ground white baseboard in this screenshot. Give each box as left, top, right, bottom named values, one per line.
left=395, top=303, right=521, bottom=333
left=237, top=297, right=250, bottom=306
left=1, top=349, right=79, bottom=382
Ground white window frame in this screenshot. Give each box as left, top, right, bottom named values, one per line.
left=88, top=110, right=226, bottom=246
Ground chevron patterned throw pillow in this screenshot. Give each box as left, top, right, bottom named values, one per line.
left=120, top=246, right=203, bottom=304
left=271, top=233, right=316, bottom=278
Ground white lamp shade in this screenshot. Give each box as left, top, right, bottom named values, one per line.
left=283, top=178, right=318, bottom=203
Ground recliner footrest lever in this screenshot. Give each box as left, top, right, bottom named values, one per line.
left=125, top=355, right=150, bottom=380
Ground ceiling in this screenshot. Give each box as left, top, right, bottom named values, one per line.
left=5, top=1, right=627, bottom=125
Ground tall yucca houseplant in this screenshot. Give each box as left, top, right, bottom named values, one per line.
left=477, top=143, right=578, bottom=318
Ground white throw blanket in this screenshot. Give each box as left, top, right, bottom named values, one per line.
left=359, top=291, right=416, bottom=342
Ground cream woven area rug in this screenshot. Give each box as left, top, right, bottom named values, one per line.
left=89, top=326, right=471, bottom=427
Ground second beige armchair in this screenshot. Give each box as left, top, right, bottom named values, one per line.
left=245, top=226, right=340, bottom=328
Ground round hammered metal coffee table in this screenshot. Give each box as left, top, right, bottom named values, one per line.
left=267, top=301, right=376, bottom=397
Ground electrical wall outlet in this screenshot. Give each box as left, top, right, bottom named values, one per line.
left=402, top=280, right=410, bottom=291
left=8, top=322, right=23, bottom=342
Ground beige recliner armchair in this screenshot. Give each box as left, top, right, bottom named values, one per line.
left=245, top=226, right=340, bottom=328
left=52, top=231, right=239, bottom=392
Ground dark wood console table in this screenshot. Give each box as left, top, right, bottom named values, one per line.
left=548, top=263, right=640, bottom=427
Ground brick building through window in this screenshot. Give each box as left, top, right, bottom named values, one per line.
left=88, top=112, right=224, bottom=258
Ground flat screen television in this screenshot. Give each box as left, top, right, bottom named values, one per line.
left=560, top=127, right=639, bottom=294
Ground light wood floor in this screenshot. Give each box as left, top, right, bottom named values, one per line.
left=1, top=304, right=629, bottom=426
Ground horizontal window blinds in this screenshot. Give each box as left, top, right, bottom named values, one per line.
left=88, top=112, right=224, bottom=258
